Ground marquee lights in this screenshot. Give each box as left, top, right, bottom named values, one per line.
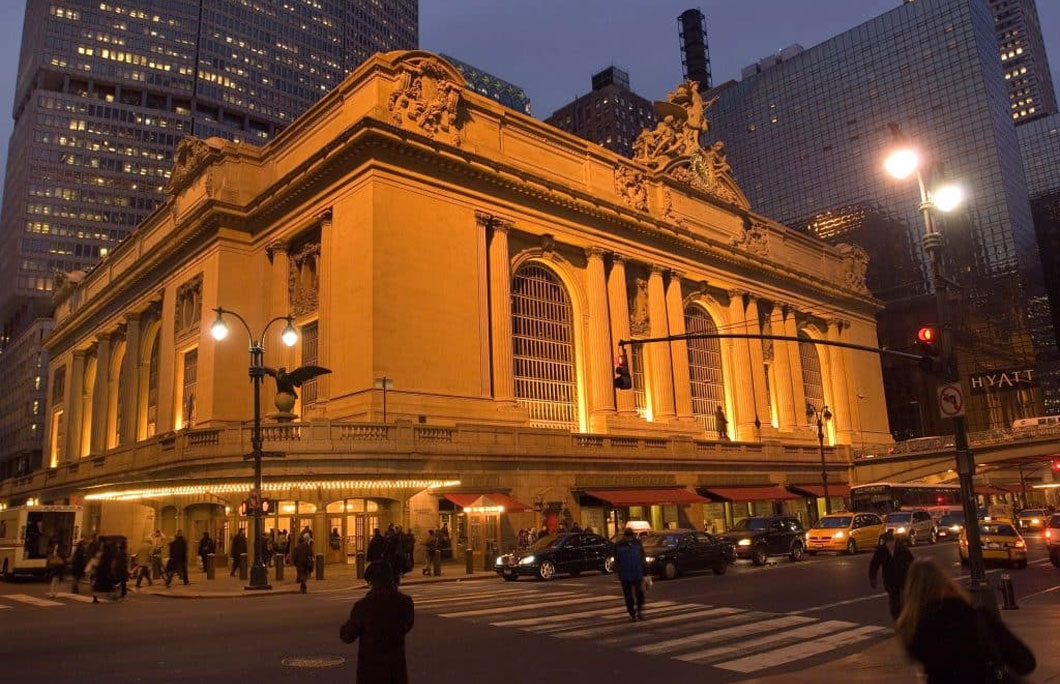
left=463, top=505, right=505, bottom=514
left=84, top=479, right=461, bottom=501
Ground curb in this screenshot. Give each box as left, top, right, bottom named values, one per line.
left=136, top=571, right=499, bottom=599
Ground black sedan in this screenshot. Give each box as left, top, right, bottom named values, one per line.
left=494, top=533, right=615, bottom=581
left=717, top=516, right=806, bottom=566
left=642, top=531, right=735, bottom=580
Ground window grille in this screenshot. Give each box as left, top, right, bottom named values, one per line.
left=146, top=336, right=159, bottom=437
left=114, top=359, right=125, bottom=446
left=685, top=306, right=726, bottom=432
left=182, top=348, right=197, bottom=428
left=799, top=332, right=825, bottom=422
left=301, top=321, right=319, bottom=405
left=630, top=343, right=648, bottom=418
left=511, top=264, right=578, bottom=431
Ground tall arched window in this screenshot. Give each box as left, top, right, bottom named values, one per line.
left=108, top=343, right=126, bottom=449
left=146, top=335, right=160, bottom=438
left=511, top=263, right=578, bottom=431
left=799, top=331, right=825, bottom=422
left=685, top=305, right=726, bottom=432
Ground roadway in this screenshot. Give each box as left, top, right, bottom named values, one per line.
left=3, top=535, right=1058, bottom=683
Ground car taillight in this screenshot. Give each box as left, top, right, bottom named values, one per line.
left=1014, top=539, right=1026, bottom=549
left=1047, top=529, right=1052, bottom=539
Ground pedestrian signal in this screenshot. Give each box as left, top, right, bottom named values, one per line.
left=261, top=498, right=275, bottom=514
left=915, top=326, right=941, bottom=374
left=917, top=326, right=938, bottom=344
left=614, top=351, right=633, bottom=390
left=1051, top=460, right=1060, bottom=473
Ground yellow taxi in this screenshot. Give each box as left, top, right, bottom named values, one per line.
left=805, top=512, right=886, bottom=555
left=959, top=520, right=1027, bottom=569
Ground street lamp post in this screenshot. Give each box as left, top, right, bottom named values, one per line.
left=807, top=403, right=833, bottom=514
left=884, top=136, right=994, bottom=608
left=210, top=306, right=298, bottom=590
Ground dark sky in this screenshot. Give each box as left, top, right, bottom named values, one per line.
left=0, top=1, right=1056, bottom=174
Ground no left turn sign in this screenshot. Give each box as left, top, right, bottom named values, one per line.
left=937, top=383, right=966, bottom=418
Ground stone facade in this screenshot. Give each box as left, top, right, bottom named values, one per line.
left=1, top=52, right=892, bottom=561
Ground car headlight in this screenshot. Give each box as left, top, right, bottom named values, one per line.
left=1032, top=519, right=1040, bottom=525
left=950, top=525, right=959, bottom=531
left=518, top=555, right=536, bottom=565
left=495, top=556, right=504, bottom=566
left=833, top=531, right=845, bottom=539
left=644, top=555, right=655, bottom=563
left=737, top=538, right=752, bottom=547
left=896, top=527, right=907, bottom=534
left=805, top=532, right=810, bottom=540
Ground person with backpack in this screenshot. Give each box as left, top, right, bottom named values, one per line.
left=613, top=527, right=647, bottom=621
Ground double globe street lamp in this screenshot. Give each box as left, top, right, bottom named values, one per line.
left=210, top=306, right=298, bottom=590
left=806, top=403, right=833, bottom=515
left=883, top=134, right=993, bottom=607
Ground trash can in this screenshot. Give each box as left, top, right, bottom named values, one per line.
left=274, top=554, right=285, bottom=581
left=239, top=553, right=248, bottom=580
left=315, top=553, right=325, bottom=580
left=206, top=554, right=216, bottom=580
left=355, top=552, right=366, bottom=580
left=432, top=549, right=442, bottom=577
left=465, top=548, right=474, bottom=575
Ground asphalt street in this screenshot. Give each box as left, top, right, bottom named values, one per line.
left=3, top=535, right=1058, bottom=683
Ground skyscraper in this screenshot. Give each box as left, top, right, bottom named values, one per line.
left=546, top=66, right=657, bottom=158
left=0, top=0, right=417, bottom=480
left=1018, top=113, right=1060, bottom=348
left=707, top=0, right=1058, bottom=437
left=990, top=0, right=1057, bottom=123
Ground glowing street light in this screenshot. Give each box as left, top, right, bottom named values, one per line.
left=932, top=184, right=965, bottom=213
left=883, top=147, right=920, bottom=180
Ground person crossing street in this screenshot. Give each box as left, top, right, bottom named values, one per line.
left=869, top=529, right=914, bottom=619
left=614, top=527, right=647, bottom=621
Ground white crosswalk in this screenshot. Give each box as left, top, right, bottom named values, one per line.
left=376, top=581, right=892, bottom=676
left=0, top=592, right=95, bottom=609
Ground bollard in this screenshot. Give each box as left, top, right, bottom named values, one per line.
left=999, top=573, right=1019, bottom=610
left=274, top=554, right=285, bottom=581
left=432, top=549, right=442, bottom=577
left=239, top=553, right=248, bottom=581
left=152, top=556, right=161, bottom=580
left=483, top=541, right=495, bottom=572
left=316, top=553, right=325, bottom=580
left=465, top=548, right=474, bottom=575
left=206, top=554, right=216, bottom=580
left=355, top=552, right=366, bottom=580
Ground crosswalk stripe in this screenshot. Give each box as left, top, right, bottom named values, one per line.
left=674, top=619, right=857, bottom=663
left=597, top=609, right=771, bottom=647
left=633, top=614, right=815, bottom=655
left=439, top=595, right=612, bottom=618
left=416, top=589, right=577, bottom=607
left=53, top=592, right=95, bottom=603
left=558, top=606, right=735, bottom=639
left=714, top=624, right=890, bottom=673
left=0, top=604, right=9, bottom=609
left=2, top=594, right=64, bottom=607
left=492, top=601, right=679, bottom=627
left=527, top=603, right=705, bottom=634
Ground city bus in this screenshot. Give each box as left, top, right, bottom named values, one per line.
left=0, top=505, right=82, bottom=579
left=850, top=482, right=962, bottom=516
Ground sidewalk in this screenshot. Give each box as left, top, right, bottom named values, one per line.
left=743, top=604, right=1060, bottom=684
left=131, top=560, right=497, bottom=599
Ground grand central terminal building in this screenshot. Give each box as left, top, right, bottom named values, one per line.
left=0, top=51, right=894, bottom=564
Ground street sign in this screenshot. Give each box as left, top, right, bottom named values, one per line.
left=937, top=382, right=966, bottom=418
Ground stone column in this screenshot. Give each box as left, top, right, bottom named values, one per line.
left=64, top=350, right=86, bottom=463
left=607, top=254, right=637, bottom=416
left=665, top=270, right=694, bottom=420
left=585, top=247, right=615, bottom=429
left=90, top=334, right=111, bottom=454
left=770, top=304, right=797, bottom=431
left=120, top=313, right=142, bottom=445
left=727, top=291, right=757, bottom=440
left=784, top=306, right=808, bottom=427
left=266, top=240, right=290, bottom=391
left=316, top=210, right=333, bottom=401
left=484, top=214, right=515, bottom=403
left=826, top=319, right=853, bottom=442
left=744, top=295, right=771, bottom=427
left=648, top=265, right=675, bottom=420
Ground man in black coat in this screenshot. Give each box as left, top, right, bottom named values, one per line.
left=197, top=532, right=215, bottom=572
left=165, top=530, right=189, bottom=587
left=292, top=537, right=313, bottom=594
left=366, top=528, right=386, bottom=564
left=869, top=530, right=914, bottom=619
left=340, top=562, right=415, bottom=684
left=230, top=529, right=248, bottom=577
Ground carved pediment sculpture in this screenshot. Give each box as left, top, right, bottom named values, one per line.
left=387, top=55, right=465, bottom=147
left=731, top=219, right=770, bottom=257
left=614, top=165, right=648, bottom=212
left=288, top=239, right=322, bottom=317
left=629, top=277, right=650, bottom=336
left=175, top=273, right=203, bottom=339
left=632, top=80, right=750, bottom=209
left=165, top=137, right=223, bottom=195
left=836, top=243, right=870, bottom=294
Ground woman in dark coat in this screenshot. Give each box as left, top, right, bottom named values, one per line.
left=340, top=562, right=414, bottom=684
left=897, top=559, right=1035, bottom=683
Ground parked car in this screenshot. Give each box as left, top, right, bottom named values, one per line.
left=717, top=516, right=805, bottom=566
left=883, top=510, right=937, bottom=545
left=960, top=521, right=1027, bottom=569
left=1045, top=513, right=1060, bottom=567
left=936, top=513, right=965, bottom=541
left=805, top=512, right=885, bottom=555
left=640, top=530, right=735, bottom=579
left=1016, top=508, right=1050, bottom=532
left=494, top=532, right=614, bottom=581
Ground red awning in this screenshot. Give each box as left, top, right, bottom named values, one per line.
left=787, top=484, right=851, bottom=498
left=700, top=486, right=800, bottom=502
left=583, top=488, right=709, bottom=507
left=975, top=484, right=1013, bottom=496
left=441, top=492, right=532, bottom=513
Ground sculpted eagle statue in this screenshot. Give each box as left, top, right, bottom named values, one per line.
left=264, top=365, right=332, bottom=400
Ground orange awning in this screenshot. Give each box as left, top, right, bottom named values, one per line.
left=441, top=492, right=532, bottom=513
left=787, top=484, right=851, bottom=498
left=582, top=488, right=709, bottom=507
left=700, top=486, right=800, bottom=502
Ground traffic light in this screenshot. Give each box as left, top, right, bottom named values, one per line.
left=915, top=326, right=941, bottom=373
left=614, top=351, right=633, bottom=390
left=261, top=498, right=275, bottom=514
left=1051, top=459, right=1060, bottom=474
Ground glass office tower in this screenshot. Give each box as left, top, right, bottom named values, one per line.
left=707, top=0, right=1058, bottom=436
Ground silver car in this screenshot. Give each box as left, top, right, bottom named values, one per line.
left=883, top=509, right=937, bottom=545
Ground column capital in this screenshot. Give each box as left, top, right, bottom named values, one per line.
left=474, top=210, right=493, bottom=229
left=584, top=246, right=608, bottom=260
left=610, top=252, right=628, bottom=265
left=96, top=331, right=117, bottom=345
left=71, top=348, right=88, bottom=360
left=825, top=317, right=847, bottom=331
left=266, top=240, right=289, bottom=262
left=727, top=288, right=748, bottom=300
left=123, top=310, right=144, bottom=324
left=668, top=268, right=686, bottom=281
left=315, top=207, right=333, bottom=226
left=650, top=263, right=667, bottom=275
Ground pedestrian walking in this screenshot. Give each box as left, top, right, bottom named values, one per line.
left=230, top=528, right=248, bottom=577
left=70, top=537, right=88, bottom=594
left=402, top=529, right=415, bottom=574
left=116, top=538, right=129, bottom=597
left=897, top=559, right=1035, bottom=683
left=134, top=538, right=154, bottom=588
left=46, top=539, right=67, bottom=598
left=613, top=527, right=646, bottom=621
left=340, top=561, right=415, bottom=684
left=292, top=536, right=313, bottom=594
left=197, top=531, right=215, bottom=572
left=422, top=530, right=437, bottom=576
left=367, top=528, right=386, bottom=563
left=869, top=530, right=914, bottom=619
left=165, top=530, right=189, bottom=587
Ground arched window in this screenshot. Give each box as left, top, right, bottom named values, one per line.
left=799, top=331, right=825, bottom=422
left=511, top=264, right=578, bottom=431
left=146, top=334, right=160, bottom=438
left=685, top=305, right=726, bottom=432
left=108, top=343, right=126, bottom=449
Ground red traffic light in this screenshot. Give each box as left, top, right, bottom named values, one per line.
left=613, top=352, right=633, bottom=390
left=1051, top=460, right=1060, bottom=473
left=917, top=326, right=938, bottom=344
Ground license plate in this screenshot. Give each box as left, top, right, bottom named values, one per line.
left=503, top=567, right=513, bottom=575
left=986, top=543, right=1001, bottom=549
